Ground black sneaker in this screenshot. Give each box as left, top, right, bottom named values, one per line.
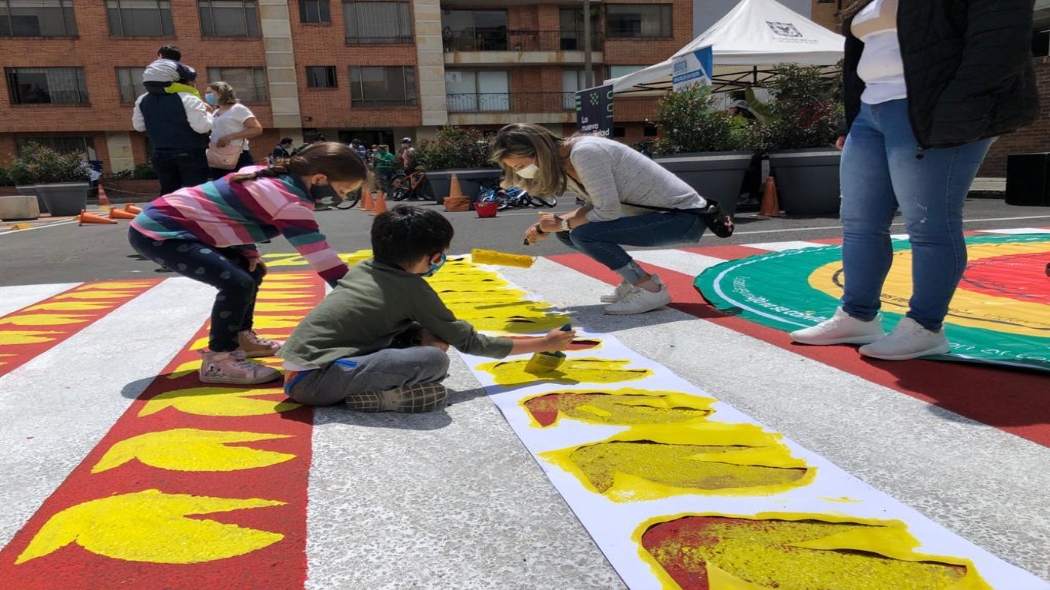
left=345, top=383, right=448, bottom=413
left=697, top=202, right=734, bottom=238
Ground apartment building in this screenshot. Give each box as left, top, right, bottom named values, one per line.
left=0, top=0, right=693, bottom=174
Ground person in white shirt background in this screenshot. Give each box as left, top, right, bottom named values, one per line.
left=205, top=81, right=263, bottom=180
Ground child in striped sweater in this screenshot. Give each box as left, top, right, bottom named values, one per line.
left=129, top=143, right=367, bottom=385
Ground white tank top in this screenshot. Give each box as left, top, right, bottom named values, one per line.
left=852, top=0, right=907, bottom=105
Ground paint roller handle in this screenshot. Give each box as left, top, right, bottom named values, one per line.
left=543, top=325, right=576, bottom=352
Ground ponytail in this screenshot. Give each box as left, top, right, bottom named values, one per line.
left=228, top=142, right=369, bottom=185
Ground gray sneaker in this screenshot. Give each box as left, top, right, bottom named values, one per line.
left=790, top=308, right=884, bottom=345
left=345, top=383, right=449, bottom=413
left=600, top=281, right=636, bottom=303
left=199, top=350, right=281, bottom=385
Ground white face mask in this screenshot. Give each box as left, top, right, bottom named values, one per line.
left=516, top=163, right=539, bottom=179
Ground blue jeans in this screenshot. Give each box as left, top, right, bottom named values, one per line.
left=128, top=227, right=264, bottom=352
left=839, top=99, right=993, bottom=331
left=152, top=148, right=210, bottom=195
left=555, top=211, right=705, bottom=273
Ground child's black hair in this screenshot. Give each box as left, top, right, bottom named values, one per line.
left=371, top=205, right=454, bottom=269
left=157, top=45, right=181, bottom=61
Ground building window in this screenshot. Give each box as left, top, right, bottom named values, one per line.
left=445, top=70, right=508, bottom=112
left=300, top=0, right=330, bottom=23
left=6, top=67, right=88, bottom=104
left=0, top=0, right=77, bottom=37
left=344, top=1, right=412, bottom=44
left=562, top=69, right=593, bottom=110
left=199, top=0, right=259, bottom=38
left=442, top=9, right=506, bottom=51
left=607, top=64, right=645, bottom=79
left=606, top=5, right=672, bottom=38
left=116, top=66, right=148, bottom=104
left=16, top=136, right=96, bottom=158
left=349, top=66, right=416, bottom=107
left=106, top=0, right=173, bottom=37
left=208, top=67, right=268, bottom=102
left=306, top=66, right=337, bottom=88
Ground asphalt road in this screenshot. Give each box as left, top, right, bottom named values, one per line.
left=2, top=197, right=1049, bottom=286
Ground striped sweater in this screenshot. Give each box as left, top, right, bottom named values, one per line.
left=131, top=169, right=348, bottom=286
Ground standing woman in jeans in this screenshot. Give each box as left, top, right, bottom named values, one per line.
left=205, top=81, right=262, bottom=179
left=492, top=123, right=732, bottom=315
left=791, top=0, right=1038, bottom=359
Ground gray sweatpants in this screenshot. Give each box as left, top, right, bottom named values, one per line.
left=285, top=346, right=450, bottom=407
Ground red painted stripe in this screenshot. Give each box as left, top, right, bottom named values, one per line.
left=681, top=244, right=772, bottom=258
left=549, top=251, right=1050, bottom=447
left=0, top=280, right=159, bottom=378
left=0, top=273, right=325, bottom=589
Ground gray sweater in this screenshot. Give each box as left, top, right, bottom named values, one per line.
left=278, top=259, right=513, bottom=368
left=568, top=136, right=707, bottom=223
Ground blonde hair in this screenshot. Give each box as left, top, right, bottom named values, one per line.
left=206, top=81, right=238, bottom=106
left=491, top=123, right=567, bottom=197
left=229, top=142, right=370, bottom=186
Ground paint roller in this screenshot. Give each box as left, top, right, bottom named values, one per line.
left=524, top=323, right=573, bottom=374
left=471, top=248, right=535, bottom=269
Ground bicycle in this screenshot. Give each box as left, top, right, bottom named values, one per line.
left=476, top=185, right=558, bottom=210
left=332, top=188, right=362, bottom=210
left=389, top=168, right=430, bottom=201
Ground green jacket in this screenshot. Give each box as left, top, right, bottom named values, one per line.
left=374, top=151, right=395, bottom=172
left=278, top=259, right=513, bottom=367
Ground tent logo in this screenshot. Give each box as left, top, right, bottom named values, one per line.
left=766, top=21, right=803, bottom=38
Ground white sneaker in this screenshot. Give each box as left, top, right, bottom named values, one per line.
left=600, top=281, right=636, bottom=303
left=790, top=308, right=884, bottom=345
left=859, top=317, right=950, bottom=360
left=604, top=277, right=670, bottom=315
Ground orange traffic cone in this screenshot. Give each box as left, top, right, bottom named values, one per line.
left=449, top=173, right=464, bottom=199
left=108, top=207, right=137, bottom=220
left=78, top=210, right=117, bottom=225
left=369, top=190, right=388, bottom=216
left=96, top=184, right=110, bottom=207
left=757, top=175, right=783, bottom=218
left=124, top=203, right=142, bottom=214
left=360, top=187, right=374, bottom=211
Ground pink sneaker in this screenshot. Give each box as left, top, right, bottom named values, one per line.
left=238, top=330, right=284, bottom=357
left=200, top=350, right=281, bottom=385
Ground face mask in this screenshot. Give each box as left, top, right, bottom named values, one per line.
left=204, top=93, right=218, bottom=106
left=422, top=253, right=447, bottom=277
left=309, top=182, right=340, bottom=204
left=516, top=163, right=539, bottom=179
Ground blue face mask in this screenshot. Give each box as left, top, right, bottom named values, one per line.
left=204, top=93, right=218, bottom=106
left=422, top=253, right=447, bottom=277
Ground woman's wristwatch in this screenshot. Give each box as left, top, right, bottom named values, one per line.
left=533, top=224, right=546, bottom=235
left=556, top=216, right=571, bottom=231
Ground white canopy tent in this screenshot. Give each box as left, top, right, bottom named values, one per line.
left=605, top=0, right=845, bottom=95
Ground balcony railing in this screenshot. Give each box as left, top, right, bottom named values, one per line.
left=443, top=28, right=602, bottom=52
left=447, top=92, right=577, bottom=113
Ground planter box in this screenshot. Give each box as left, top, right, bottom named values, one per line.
left=654, top=151, right=755, bottom=217
left=768, top=148, right=842, bottom=215
left=0, top=186, right=19, bottom=196
left=36, top=182, right=90, bottom=217
left=100, top=179, right=162, bottom=203
left=428, top=169, right=503, bottom=205
left=0, top=195, right=40, bottom=220
left=16, top=185, right=46, bottom=214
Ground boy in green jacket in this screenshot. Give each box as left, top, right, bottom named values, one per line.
left=279, top=205, right=576, bottom=413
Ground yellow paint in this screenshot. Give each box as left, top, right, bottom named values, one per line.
left=259, top=272, right=314, bottom=282
left=0, top=330, right=61, bottom=345
left=479, top=358, right=654, bottom=386
left=16, top=489, right=285, bottom=565
left=252, top=291, right=314, bottom=300
left=445, top=300, right=555, bottom=319
left=466, top=314, right=573, bottom=334
left=139, top=386, right=300, bottom=417
left=470, top=249, right=535, bottom=268
left=819, top=496, right=861, bottom=503
left=0, top=314, right=93, bottom=326
left=809, top=242, right=1050, bottom=336
left=521, top=388, right=716, bottom=428
left=9, top=222, right=30, bottom=230
left=92, top=428, right=295, bottom=473
left=250, top=316, right=305, bottom=329
left=543, top=423, right=813, bottom=502
left=635, top=512, right=990, bottom=590
left=76, top=281, right=154, bottom=290
left=436, top=290, right=527, bottom=304
left=252, top=302, right=315, bottom=313
left=23, top=302, right=111, bottom=311
left=53, top=291, right=138, bottom=300
left=426, top=275, right=512, bottom=290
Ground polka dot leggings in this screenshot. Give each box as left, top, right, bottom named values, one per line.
left=129, top=227, right=264, bottom=352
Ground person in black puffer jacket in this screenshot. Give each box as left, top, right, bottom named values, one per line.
left=791, top=0, right=1039, bottom=360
